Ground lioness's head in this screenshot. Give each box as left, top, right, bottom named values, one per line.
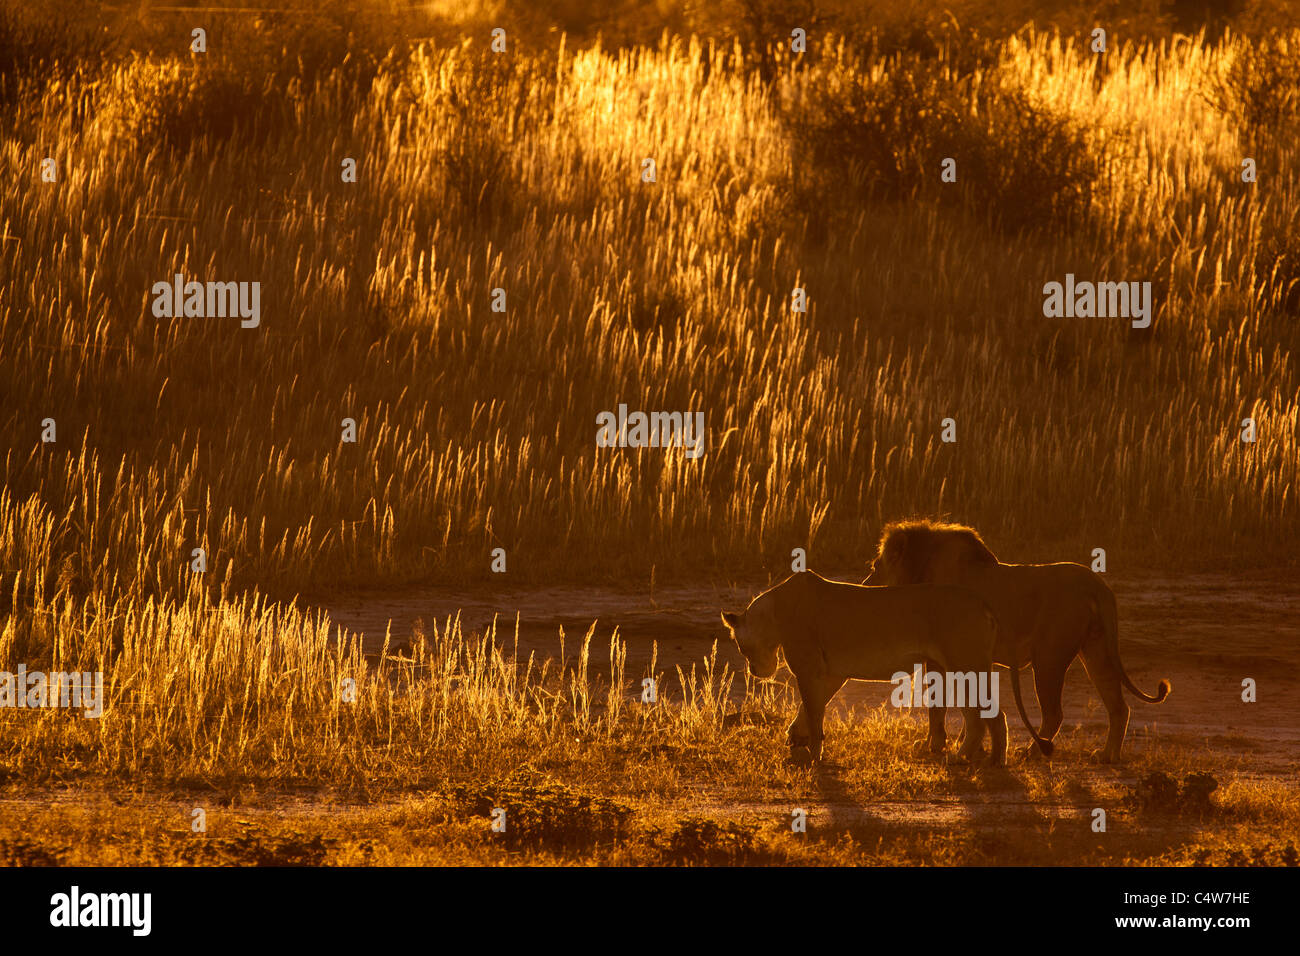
left=720, top=597, right=781, bottom=680
left=864, top=519, right=998, bottom=586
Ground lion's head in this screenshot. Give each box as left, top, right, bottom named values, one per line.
left=720, top=592, right=782, bottom=680
left=864, top=519, right=999, bottom=586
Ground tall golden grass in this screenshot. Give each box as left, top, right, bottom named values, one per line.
left=0, top=577, right=777, bottom=783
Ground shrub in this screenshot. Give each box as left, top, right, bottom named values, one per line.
left=396, top=43, right=555, bottom=227
left=1206, top=34, right=1300, bottom=133
left=93, top=56, right=286, bottom=155
left=782, top=51, right=1106, bottom=234
left=959, top=84, right=1108, bottom=234
left=0, top=1, right=111, bottom=106
left=785, top=58, right=966, bottom=203
left=660, top=817, right=762, bottom=864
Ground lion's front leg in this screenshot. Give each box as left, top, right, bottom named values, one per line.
left=910, top=659, right=948, bottom=756
left=925, top=662, right=948, bottom=753
left=913, top=701, right=949, bottom=755
left=786, top=705, right=810, bottom=749
left=791, top=675, right=844, bottom=764
left=951, top=706, right=988, bottom=764
left=787, top=699, right=816, bottom=766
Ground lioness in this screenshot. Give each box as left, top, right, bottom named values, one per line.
left=864, top=520, right=1171, bottom=763
left=719, top=571, right=1052, bottom=765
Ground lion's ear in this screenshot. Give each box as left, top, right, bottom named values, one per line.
left=720, top=610, right=740, bottom=630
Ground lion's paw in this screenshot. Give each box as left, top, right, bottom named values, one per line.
left=913, top=736, right=946, bottom=758
left=788, top=745, right=815, bottom=767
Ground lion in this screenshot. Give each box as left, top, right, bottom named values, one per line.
left=863, top=520, right=1171, bottom=763
left=719, top=571, right=1052, bottom=766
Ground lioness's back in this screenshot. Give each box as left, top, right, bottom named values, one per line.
left=809, top=575, right=989, bottom=620
left=796, top=576, right=995, bottom=654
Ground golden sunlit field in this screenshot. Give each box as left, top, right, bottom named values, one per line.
left=0, top=0, right=1297, bottom=869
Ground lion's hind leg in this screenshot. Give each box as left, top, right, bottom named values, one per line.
left=1079, top=630, right=1130, bottom=764
left=1023, top=643, right=1069, bottom=760
left=984, top=709, right=1007, bottom=767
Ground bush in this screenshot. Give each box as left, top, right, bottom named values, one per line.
left=94, top=56, right=286, bottom=155
left=959, top=84, right=1108, bottom=234
left=392, top=43, right=555, bottom=228
left=660, top=817, right=761, bottom=864
left=455, top=785, right=635, bottom=852
left=783, top=50, right=1106, bottom=234
left=0, top=1, right=111, bottom=106
left=202, top=2, right=413, bottom=96
left=1207, top=34, right=1300, bottom=134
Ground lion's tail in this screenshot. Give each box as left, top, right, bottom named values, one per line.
left=1008, top=657, right=1053, bottom=757
left=987, top=608, right=1053, bottom=757
left=1096, top=587, right=1171, bottom=704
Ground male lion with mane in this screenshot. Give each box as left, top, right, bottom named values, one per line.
left=720, top=571, right=1052, bottom=766
left=863, top=519, right=1171, bottom=763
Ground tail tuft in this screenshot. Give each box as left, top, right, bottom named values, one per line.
left=1154, top=679, right=1172, bottom=702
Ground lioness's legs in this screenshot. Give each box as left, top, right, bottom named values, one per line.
left=787, top=677, right=845, bottom=750
left=793, top=675, right=838, bottom=762
left=1079, top=632, right=1129, bottom=763
left=787, top=707, right=808, bottom=747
